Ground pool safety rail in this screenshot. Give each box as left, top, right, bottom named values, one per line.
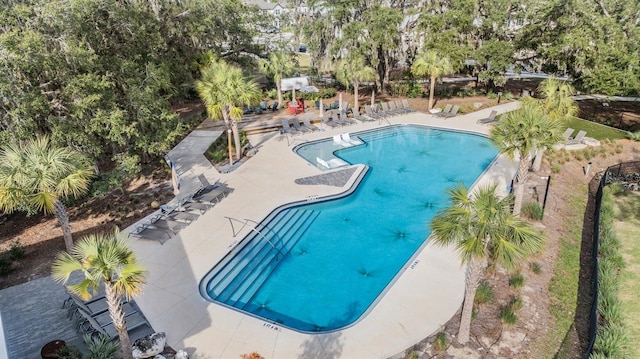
left=224, top=217, right=285, bottom=258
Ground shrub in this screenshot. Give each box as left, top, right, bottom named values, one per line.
left=593, top=324, right=628, bottom=358
left=552, top=164, right=562, bottom=173
left=503, top=92, right=514, bottom=100
left=487, top=91, right=497, bottom=99
left=475, top=282, right=494, bottom=304
left=510, top=295, right=524, bottom=311
left=509, top=273, right=525, bottom=289
left=84, top=333, right=119, bottom=359
left=266, top=88, right=277, bottom=99
left=0, top=255, right=12, bottom=277
left=529, top=262, right=542, bottom=274
left=625, top=130, right=640, bottom=141
left=8, top=242, right=25, bottom=261
left=320, top=87, right=336, bottom=99
left=500, top=306, right=517, bottom=326
left=54, top=345, right=83, bottom=359
left=432, top=331, right=447, bottom=352
left=522, top=201, right=544, bottom=220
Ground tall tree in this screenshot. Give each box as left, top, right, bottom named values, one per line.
left=490, top=103, right=563, bottom=215
left=431, top=183, right=545, bottom=344
left=52, top=232, right=146, bottom=359
left=411, top=50, right=454, bottom=110
left=335, top=54, right=376, bottom=112
left=0, top=136, right=93, bottom=252
left=517, top=0, right=640, bottom=95
left=258, top=51, right=297, bottom=106
left=196, top=57, right=261, bottom=160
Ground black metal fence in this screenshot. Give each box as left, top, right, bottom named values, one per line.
left=583, top=160, right=640, bottom=358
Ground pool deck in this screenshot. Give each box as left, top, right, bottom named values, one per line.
left=127, top=102, right=521, bottom=358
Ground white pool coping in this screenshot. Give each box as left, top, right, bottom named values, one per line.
left=126, top=103, right=521, bottom=358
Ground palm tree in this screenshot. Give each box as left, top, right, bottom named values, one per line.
left=490, top=103, right=563, bottom=215
left=411, top=50, right=454, bottom=110
left=430, top=183, right=545, bottom=344
left=52, top=232, right=146, bottom=359
left=196, top=57, right=262, bottom=160
left=537, top=77, right=578, bottom=121
left=0, top=136, right=93, bottom=252
left=530, top=78, right=579, bottom=171
left=258, top=51, right=297, bottom=106
left=335, top=55, right=376, bottom=112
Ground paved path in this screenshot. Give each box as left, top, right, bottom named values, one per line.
left=0, top=276, right=85, bottom=359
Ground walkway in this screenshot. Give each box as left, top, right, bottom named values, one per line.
left=124, top=101, right=521, bottom=358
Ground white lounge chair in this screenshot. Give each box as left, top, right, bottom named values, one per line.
left=341, top=133, right=362, bottom=146
left=566, top=130, right=587, bottom=145
left=316, top=157, right=349, bottom=169
left=333, top=135, right=352, bottom=147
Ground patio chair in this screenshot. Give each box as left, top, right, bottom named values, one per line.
left=331, top=100, right=340, bottom=109
left=380, top=102, right=395, bottom=116
left=180, top=201, right=212, bottom=214
left=166, top=211, right=199, bottom=224
left=387, top=101, right=404, bottom=116
left=352, top=108, right=374, bottom=122
left=477, top=110, right=498, bottom=124
left=77, top=308, right=152, bottom=341
left=341, top=133, right=362, bottom=146
left=291, top=117, right=310, bottom=133
left=566, top=130, right=587, bottom=145
left=440, top=105, right=460, bottom=118
left=364, top=105, right=384, bottom=120
left=333, top=135, right=352, bottom=147
left=316, top=157, right=349, bottom=169
left=149, top=217, right=185, bottom=234
left=259, top=101, right=268, bottom=112
left=322, top=114, right=340, bottom=128
left=434, top=104, right=452, bottom=117
left=338, top=110, right=357, bottom=125
left=193, top=175, right=230, bottom=203
left=561, top=128, right=575, bottom=141
left=270, top=102, right=279, bottom=111
left=393, top=100, right=411, bottom=114
left=401, top=99, right=416, bottom=112
left=301, top=114, right=320, bottom=131
left=127, top=225, right=171, bottom=244
left=281, top=119, right=298, bottom=135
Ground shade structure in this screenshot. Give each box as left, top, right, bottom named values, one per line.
left=319, top=99, right=324, bottom=117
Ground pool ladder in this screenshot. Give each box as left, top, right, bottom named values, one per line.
left=224, top=217, right=285, bottom=259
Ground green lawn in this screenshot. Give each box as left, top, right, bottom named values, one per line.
left=612, top=191, right=640, bottom=359
left=526, top=192, right=584, bottom=359
left=565, top=117, right=626, bottom=140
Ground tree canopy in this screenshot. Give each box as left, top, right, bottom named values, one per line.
left=0, top=0, right=262, bottom=178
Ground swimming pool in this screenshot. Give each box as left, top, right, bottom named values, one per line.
left=199, top=125, right=497, bottom=332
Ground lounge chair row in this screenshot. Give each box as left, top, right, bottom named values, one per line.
left=128, top=175, right=232, bottom=244
left=281, top=114, right=323, bottom=135
left=63, top=293, right=154, bottom=343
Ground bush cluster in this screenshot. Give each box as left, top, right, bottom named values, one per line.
left=590, top=187, right=630, bottom=358
left=0, top=242, right=25, bottom=277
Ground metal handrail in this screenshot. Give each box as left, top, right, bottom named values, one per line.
left=224, top=217, right=284, bottom=258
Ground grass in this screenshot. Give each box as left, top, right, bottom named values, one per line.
left=612, top=191, right=640, bottom=359
left=475, top=282, right=494, bottom=304
left=508, top=273, right=525, bottom=290
left=565, top=117, right=626, bottom=141
left=526, top=191, right=585, bottom=358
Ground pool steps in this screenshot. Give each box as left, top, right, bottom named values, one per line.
left=206, top=209, right=320, bottom=307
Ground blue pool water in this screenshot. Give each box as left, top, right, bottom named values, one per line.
left=199, top=125, right=498, bottom=332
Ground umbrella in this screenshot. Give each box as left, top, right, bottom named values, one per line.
left=319, top=99, right=324, bottom=117
left=339, top=92, right=343, bottom=111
